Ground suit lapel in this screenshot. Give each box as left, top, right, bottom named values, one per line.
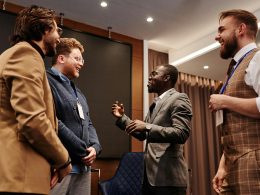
left=150, top=88, right=176, bottom=122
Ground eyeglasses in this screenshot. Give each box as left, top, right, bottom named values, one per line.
left=149, top=71, right=159, bottom=77
left=57, top=27, right=63, bottom=36
left=68, top=55, right=85, bottom=64
left=149, top=71, right=166, bottom=78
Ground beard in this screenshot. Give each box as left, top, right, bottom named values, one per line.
left=44, top=36, right=57, bottom=57
left=148, top=86, right=154, bottom=93
left=220, top=32, right=238, bottom=59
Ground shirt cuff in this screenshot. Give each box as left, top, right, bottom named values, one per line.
left=256, top=97, right=260, bottom=112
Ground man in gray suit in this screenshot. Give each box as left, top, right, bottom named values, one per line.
left=112, top=64, right=192, bottom=195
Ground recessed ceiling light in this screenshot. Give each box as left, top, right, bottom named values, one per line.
left=146, top=17, right=153, bottom=23
left=100, top=1, right=108, bottom=7
left=203, top=65, right=209, bottom=70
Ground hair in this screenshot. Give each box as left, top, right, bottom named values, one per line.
left=52, top=37, right=84, bottom=64
left=219, top=9, right=258, bottom=39
left=160, top=64, right=179, bottom=86
left=10, top=5, right=56, bottom=46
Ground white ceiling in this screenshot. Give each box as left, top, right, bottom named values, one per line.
left=6, top=0, right=260, bottom=81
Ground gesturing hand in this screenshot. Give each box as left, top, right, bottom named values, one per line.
left=125, top=120, right=147, bottom=134
left=112, top=101, right=125, bottom=118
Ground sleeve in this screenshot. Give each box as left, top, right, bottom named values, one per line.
left=79, top=93, right=102, bottom=155
left=245, top=50, right=260, bottom=112
left=116, top=114, right=147, bottom=141
left=147, top=93, right=192, bottom=144
left=58, top=120, right=88, bottom=158
left=3, top=47, right=68, bottom=168
left=87, top=117, right=102, bottom=155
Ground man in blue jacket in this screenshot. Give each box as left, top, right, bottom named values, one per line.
left=47, top=37, right=102, bottom=195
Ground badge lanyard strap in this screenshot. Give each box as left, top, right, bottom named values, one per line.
left=70, top=81, right=79, bottom=100
left=220, top=49, right=254, bottom=94
left=70, top=81, right=85, bottom=120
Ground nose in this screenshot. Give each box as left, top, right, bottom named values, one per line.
left=78, top=60, right=84, bottom=68
left=215, top=33, right=220, bottom=42
left=56, top=38, right=61, bottom=44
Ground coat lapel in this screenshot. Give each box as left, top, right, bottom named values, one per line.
left=150, top=88, right=176, bottom=122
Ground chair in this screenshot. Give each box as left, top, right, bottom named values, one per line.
left=99, top=152, right=144, bottom=195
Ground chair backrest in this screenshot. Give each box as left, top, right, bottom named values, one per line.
left=99, top=152, right=144, bottom=195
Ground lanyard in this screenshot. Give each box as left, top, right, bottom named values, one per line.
left=70, top=81, right=78, bottom=99
left=220, top=49, right=254, bottom=94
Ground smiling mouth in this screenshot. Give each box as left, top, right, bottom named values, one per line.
left=219, top=40, right=224, bottom=46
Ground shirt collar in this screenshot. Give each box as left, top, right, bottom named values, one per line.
left=28, top=41, right=45, bottom=59
left=51, top=67, right=70, bottom=83
left=158, top=88, right=172, bottom=100
left=233, top=42, right=257, bottom=62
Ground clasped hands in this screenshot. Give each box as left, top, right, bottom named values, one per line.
left=50, top=147, right=96, bottom=189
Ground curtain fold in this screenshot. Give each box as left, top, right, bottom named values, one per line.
left=176, top=73, right=222, bottom=195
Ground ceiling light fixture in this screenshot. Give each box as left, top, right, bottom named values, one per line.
left=146, top=17, right=153, bottom=23
left=203, top=65, right=209, bottom=69
left=171, top=42, right=220, bottom=66
left=100, top=1, right=108, bottom=7
left=170, top=21, right=260, bottom=66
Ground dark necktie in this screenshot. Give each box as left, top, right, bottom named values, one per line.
left=226, top=59, right=236, bottom=78
left=149, top=97, right=159, bottom=115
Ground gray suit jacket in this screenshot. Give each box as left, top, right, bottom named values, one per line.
left=116, top=88, right=192, bottom=187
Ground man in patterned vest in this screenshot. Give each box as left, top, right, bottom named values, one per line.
left=209, top=9, right=260, bottom=194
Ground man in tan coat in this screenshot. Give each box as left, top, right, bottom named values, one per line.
left=0, top=5, right=71, bottom=195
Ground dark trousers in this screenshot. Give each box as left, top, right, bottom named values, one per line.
left=142, top=171, right=186, bottom=195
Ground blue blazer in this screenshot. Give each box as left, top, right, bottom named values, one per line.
left=47, top=68, right=102, bottom=164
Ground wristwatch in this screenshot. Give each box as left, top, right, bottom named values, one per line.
left=58, top=156, right=71, bottom=170
left=145, top=123, right=152, bottom=131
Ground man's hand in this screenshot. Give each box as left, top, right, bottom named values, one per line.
left=50, top=170, right=59, bottom=189
left=112, top=101, right=124, bottom=118
left=57, top=163, right=72, bottom=182
left=125, top=120, right=146, bottom=134
left=209, top=94, right=228, bottom=112
left=212, top=154, right=227, bottom=194
left=212, top=168, right=227, bottom=194
left=82, top=147, right=97, bottom=166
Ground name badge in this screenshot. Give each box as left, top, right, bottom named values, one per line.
left=216, top=110, right=223, bottom=127
left=77, top=102, right=85, bottom=120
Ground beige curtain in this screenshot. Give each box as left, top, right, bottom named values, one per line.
left=176, top=73, right=222, bottom=195
left=148, top=49, right=221, bottom=195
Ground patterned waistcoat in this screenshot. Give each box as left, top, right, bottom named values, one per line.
left=222, top=48, right=260, bottom=163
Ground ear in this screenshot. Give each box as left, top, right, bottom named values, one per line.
left=237, top=23, right=246, bottom=36
left=164, top=75, right=170, bottom=82
left=57, top=55, right=66, bottom=64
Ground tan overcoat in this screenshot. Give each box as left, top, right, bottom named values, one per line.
left=0, top=42, right=69, bottom=194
